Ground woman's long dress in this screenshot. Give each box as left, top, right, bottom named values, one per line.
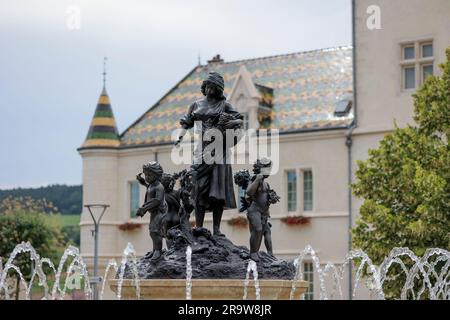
left=180, top=97, right=242, bottom=212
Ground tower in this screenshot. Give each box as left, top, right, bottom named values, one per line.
left=77, top=58, right=120, bottom=267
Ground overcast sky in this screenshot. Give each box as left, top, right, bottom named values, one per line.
left=0, top=0, right=351, bottom=188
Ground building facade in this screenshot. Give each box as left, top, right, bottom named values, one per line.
left=78, top=0, right=450, bottom=299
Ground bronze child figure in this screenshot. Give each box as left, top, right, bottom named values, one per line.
left=136, top=161, right=168, bottom=261
left=160, top=172, right=181, bottom=248
left=234, top=158, right=280, bottom=262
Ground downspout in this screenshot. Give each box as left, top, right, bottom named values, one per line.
left=346, top=124, right=356, bottom=300
left=347, top=0, right=358, bottom=300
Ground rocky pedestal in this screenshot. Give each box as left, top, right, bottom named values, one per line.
left=109, top=228, right=308, bottom=299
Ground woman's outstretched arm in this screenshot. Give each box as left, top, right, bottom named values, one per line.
left=175, top=102, right=196, bottom=146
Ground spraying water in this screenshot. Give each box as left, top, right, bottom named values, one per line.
left=51, top=246, right=91, bottom=300
left=186, top=246, right=192, bottom=300
left=289, top=246, right=449, bottom=300
left=0, top=242, right=50, bottom=300
left=0, top=242, right=449, bottom=300
left=100, top=259, right=119, bottom=300
left=116, top=243, right=140, bottom=300
left=243, top=260, right=260, bottom=300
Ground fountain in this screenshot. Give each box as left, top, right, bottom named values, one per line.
left=2, top=156, right=449, bottom=300
left=108, top=242, right=140, bottom=300
left=243, top=260, right=260, bottom=300
left=0, top=242, right=91, bottom=300
left=0, top=72, right=450, bottom=300
left=0, top=241, right=449, bottom=300
left=108, top=228, right=307, bottom=300
left=1, top=168, right=448, bottom=301
left=100, top=259, right=118, bottom=300
left=185, top=246, right=192, bottom=300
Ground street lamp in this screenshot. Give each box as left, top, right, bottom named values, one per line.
left=84, top=204, right=109, bottom=300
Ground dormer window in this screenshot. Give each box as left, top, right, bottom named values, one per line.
left=334, top=99, right=353, bottom=117
left=228, top=65, right=274, bottom=131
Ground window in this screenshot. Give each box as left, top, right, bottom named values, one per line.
left=130, top=181, right=140, bottom=218
left=303, top=262, right=314, bottom=300
left=422, top=64, right=433, bottom=82
left=403, top=46, right=415, bottom=60
left=422, top=43, right=433, bottom=58
left=334, top=99, right=352, bottom=117
left=303, top=170, right=313, bottom=211
left=404, top=67, right=415, bottom=89
left=287, top=171, right=297, bottom=212
left=401, top=41, right=433, bottom=90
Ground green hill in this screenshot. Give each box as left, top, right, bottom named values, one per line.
left=0, top=184, right=82, bottom=215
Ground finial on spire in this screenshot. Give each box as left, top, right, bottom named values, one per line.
left=102, top=57, right=108, bottom=88
left=198, top=52, right=201, bottom=66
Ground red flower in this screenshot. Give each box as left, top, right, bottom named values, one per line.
left=227, top=216, right=248, bottom=228
left=280, top=216, right=311, bottom=226
left=117, top=222, right=142, bottom=231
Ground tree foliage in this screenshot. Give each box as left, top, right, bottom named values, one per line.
left=0, top=196, right=58, bottom=215
left=352, top=48, right=450, bottom=298
left=0, top=197, right=67, bottom=299
left=0, top=184, right=82, bottom=215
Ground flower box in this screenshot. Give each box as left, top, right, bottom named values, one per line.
left=227, top=216, right=248, bottom=228
left=280, top=215, right=311, bottom=226
left=117, top=222, right=142, bottom=231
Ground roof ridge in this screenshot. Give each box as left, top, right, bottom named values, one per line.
left=214, top=45, right=352, bottom=66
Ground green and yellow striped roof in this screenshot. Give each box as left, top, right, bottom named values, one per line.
left=120, top=46, right=353, bottom=147
left=81, top=87, right=120, bottom=149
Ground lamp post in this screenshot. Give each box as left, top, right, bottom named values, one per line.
left=85, top=204, right=109, bottom=300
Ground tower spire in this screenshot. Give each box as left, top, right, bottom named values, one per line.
left=102, top=57, right=107, bottom=88
left=79, top=59, right=119, bottom=150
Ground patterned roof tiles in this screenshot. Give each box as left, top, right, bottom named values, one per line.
left=120, top=46, right=353, bottom=147
left=80, top=87, right=120, bottom=149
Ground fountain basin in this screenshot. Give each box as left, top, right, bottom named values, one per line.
left=109, top=279, right=308, bottom=300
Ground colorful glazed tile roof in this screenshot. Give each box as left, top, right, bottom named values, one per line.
left=120, top=46, right=353, bottom=147
left=81, top=87, right=120, bottom=149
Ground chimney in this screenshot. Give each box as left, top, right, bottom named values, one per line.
left=207, top=54, right=224, bottom=64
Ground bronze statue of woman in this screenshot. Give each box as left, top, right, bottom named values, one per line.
left=175, top=71, right=243, bottom=236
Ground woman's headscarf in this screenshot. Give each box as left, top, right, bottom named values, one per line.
left=204, top=71, right=224, bottom=92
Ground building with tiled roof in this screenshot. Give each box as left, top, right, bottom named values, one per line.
left=78, top=46, right=357, bottom=300
left=78, top=0, right=450, bottom=299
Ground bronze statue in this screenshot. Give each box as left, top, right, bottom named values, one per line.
left=164, top=169, right=196, bottom=246
left=160, top=173, right=181, bottom=248
left=175, top=169, right=196, bottom=244
left=136, top=161, right=167, bottom=261
left=175, top=71, right=243, bottom=236
left=234, top=158, right=280, bottom=261
left=126, top=161, right=296, bottom=281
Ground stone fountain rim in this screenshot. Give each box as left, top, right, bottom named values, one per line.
left=109, top=278, right=309, bottom=288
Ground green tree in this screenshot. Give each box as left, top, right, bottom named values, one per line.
left=0, top=198, right=66, bottom=299
left=351, top=48, right=450, bottom=298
